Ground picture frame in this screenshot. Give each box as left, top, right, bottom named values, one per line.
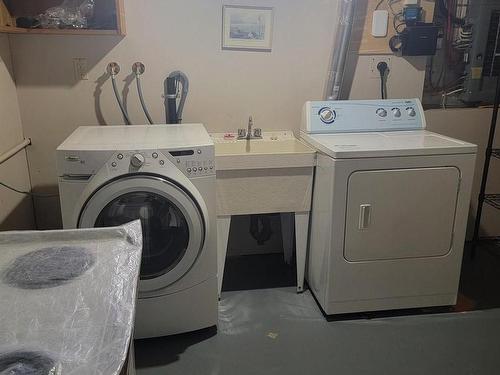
left=222, top=5, right=274, bottom=52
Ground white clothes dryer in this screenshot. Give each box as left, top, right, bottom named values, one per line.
left=301, top=99, right=477, bottom=315
left=57, top=124, right=217, bottom=338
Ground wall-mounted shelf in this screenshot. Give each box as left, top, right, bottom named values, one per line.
left=0, top=0, right=125, bottom=36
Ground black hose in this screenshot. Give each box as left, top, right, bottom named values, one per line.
left=111, top=75, right=132, bottom=125
left=168, top=71, right=189, bottom=123
left=165, top=77, right=178, bottom=124
left=250, top=215, right=273, bottom=245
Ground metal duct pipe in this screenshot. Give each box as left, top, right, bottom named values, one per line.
left=324, top=0, right=355, bottom=101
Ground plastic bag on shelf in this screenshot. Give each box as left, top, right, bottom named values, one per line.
left=38, top=0, right=95, bottom=29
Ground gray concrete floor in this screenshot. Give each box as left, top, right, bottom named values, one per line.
left=136, top=287, right=500, bottom=375
left=135, top=244, right=500, bottom=375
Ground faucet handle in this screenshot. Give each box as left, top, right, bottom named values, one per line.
left=237, top=129, right=247, bottom=138
left=253, top=128, right=262, bottom=138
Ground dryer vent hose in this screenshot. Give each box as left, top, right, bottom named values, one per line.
left=250, top=215, right=273, bottom=245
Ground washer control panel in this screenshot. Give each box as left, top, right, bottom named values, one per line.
left=302, top=98, right=425, bottom=134
left=108, top=146, right=215, bottom=177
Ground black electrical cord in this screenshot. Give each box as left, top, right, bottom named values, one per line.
left=389, top=34, right=402, bottom=53
left=377, top=62, right=389, bottom=99
left=0, top=182, right=59, bottom=198
left=392, top=12, right=404, bottom=34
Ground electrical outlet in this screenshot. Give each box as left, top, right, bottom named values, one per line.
left=73, top=58, right=89, bottom=81
left=370, top=57, right=391, bottom=78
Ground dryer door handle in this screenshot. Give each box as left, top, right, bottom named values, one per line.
left=358, top=204, right=372, bottom=230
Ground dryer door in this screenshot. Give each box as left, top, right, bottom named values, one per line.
left=78, top=175, right=205, bottom=293
left=344, top=167, right=460, bottom=262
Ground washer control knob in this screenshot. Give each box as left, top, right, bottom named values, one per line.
left=407, top=107, right=416, bottom=117
left=152, top=152, right=158, bottom=159
left=197, top=149, right=202, bottom=154
left=130, top=153, right=145, bottom=168
left=187, top=168, right=192, bottom=173
left=376, top=108, right=387, bottom=117
left=193, top=167, right=198, bottom=172
left=319, top=107, right=336, bottom=124
left=111, top=162, right=117, bottom=167
left=392, top=108, right=402, bottom=118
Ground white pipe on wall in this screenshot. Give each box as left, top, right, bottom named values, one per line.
left=0, top=138, right=31, bottom=165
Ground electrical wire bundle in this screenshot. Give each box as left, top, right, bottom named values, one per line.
left=453, top=25, right=473, bottom=50
left=426, top=0, right=470, bottom=105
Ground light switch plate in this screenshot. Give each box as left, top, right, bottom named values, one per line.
left=372, top=10, right=389, bottom=37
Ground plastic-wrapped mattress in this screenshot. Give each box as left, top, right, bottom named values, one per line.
left=0, top=220, right=142, bottom=375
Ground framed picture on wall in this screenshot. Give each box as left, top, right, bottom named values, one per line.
left=222, top=5, right=274, bottom=51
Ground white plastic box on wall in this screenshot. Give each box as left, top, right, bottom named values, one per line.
left=372, top=10, right=389, bottom=37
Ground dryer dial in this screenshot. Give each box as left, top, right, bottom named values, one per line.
left=319, top=107, right=336, bottom=124
left=131, top=153, right=146, bottom=168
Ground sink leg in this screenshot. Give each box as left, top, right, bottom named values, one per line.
left=217, top=215, right=231, bottom=298
left=281, top=213, right=294, bottom=265
left=295, top=212, right=309, bottom=293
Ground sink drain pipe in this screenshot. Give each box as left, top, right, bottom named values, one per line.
left=324, top=0, right=355, bottom=101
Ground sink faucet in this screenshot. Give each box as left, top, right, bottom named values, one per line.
left=247, top=116, right=253, bottom=140
left=238, top=116, right=262, bottom=140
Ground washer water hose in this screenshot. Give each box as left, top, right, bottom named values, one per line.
left=108, top=62, right=132, bottom=125
left=133, top=62, right=155, bottom=125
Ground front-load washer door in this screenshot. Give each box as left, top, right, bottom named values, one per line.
left=78, top=175, right=205, bottom=294
left=344, top=167, right=460, bottom=262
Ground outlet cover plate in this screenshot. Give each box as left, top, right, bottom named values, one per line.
left=370, top=57, right=392, bottom=79
left=73, top=58, right=89, bottom=81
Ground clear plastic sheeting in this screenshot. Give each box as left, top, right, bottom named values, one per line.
left=39, top=0, right=95, bottom=29
left=0, top=220, right=142, bottom=375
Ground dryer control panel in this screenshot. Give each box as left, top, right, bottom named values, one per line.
left=301, top=98, right=426, bottom=134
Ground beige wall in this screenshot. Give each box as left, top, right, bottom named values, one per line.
left=426, top=108, right=500, bottom=238
left=0, top=34, right=34, bottom=230
left=345, top=54, right=427, bottom=100
left=7, top=0, right=431, bottom=229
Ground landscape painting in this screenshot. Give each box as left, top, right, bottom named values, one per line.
left=222, top=6, right=274, bottom=51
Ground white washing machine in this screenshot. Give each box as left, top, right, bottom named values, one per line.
left=57, top=124, right=217, bottom=338
left=301, top=99, right=477, bottom=315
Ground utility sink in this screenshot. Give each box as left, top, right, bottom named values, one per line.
left=211, top=131, right=316, bottom=295
left=211, top=131, right=316, bottom=170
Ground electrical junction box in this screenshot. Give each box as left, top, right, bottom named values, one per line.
left=400, top=24, right=439, bottom=56
left=372, top=10, right=389, bottom=37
